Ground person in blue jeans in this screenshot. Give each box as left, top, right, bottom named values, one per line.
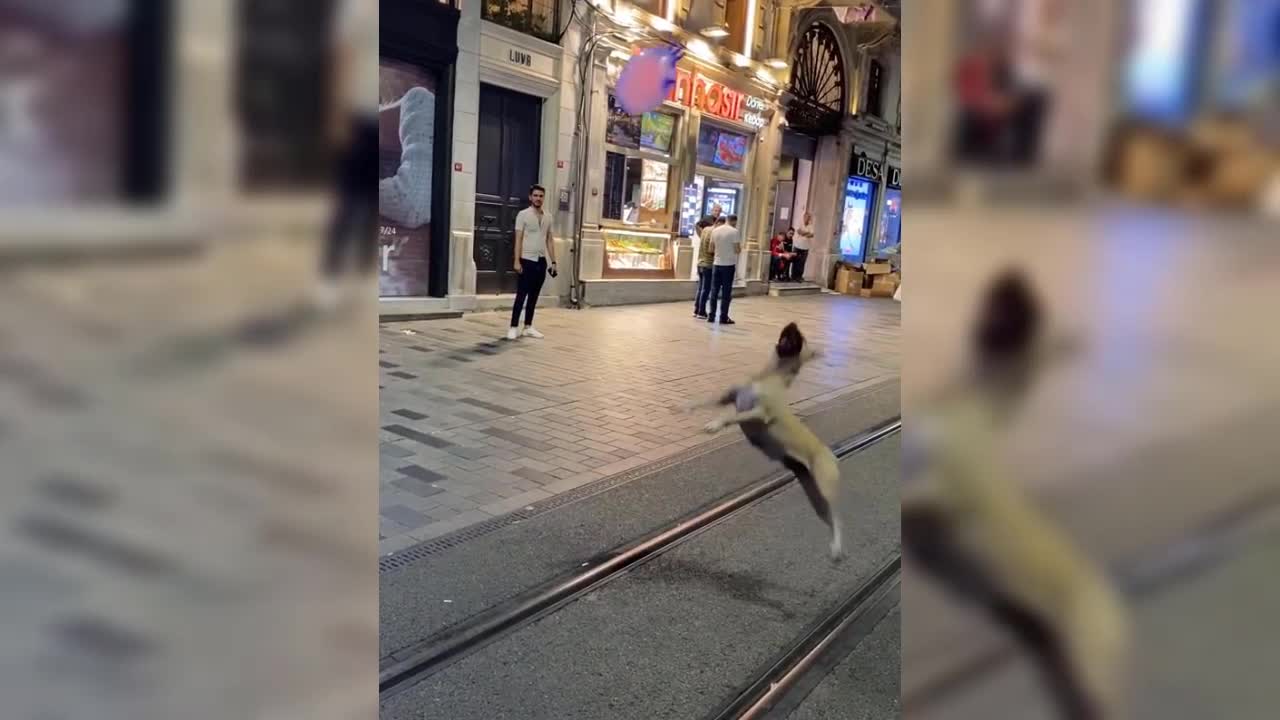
left=693, top=217, right=717, bottom=318
left=707, top=214, right=741, bottom=325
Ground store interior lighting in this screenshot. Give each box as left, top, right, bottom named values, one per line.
left=611, top=4, right=637, bottom=27
left=764, top=58, right=788, bottom=69
left=686, top=37, right=718, bottom=62
left=754, top=67, right=777, bottom=85
left=648, top=15, right=676, bottom=33
left=732, top=54, right=752, bottom=67
left=700, top=25, right=730, bottom=39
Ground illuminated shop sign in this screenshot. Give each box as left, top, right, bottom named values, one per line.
left=665, top=68, right=770, bottom=128
left=852, top=154, right=900, bottom=187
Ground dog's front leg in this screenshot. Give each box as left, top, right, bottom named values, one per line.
left=703, top=406, right=767, bottom=434
left=682, top=386, right=740, bottom=414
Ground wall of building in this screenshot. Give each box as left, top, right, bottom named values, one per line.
left=444, top=1, right=583, bottom=310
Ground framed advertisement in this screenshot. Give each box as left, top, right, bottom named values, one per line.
left=378, top=58, right=438, bottom=298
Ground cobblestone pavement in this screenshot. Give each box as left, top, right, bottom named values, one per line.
left=379, top=293, right=901, bottom=555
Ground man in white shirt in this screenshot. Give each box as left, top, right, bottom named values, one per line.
left=508, top=184, right=558, bottom=340
left=792, top=211, right=815, bottom=282
left=706, top=214, right=741, bottom=325
left=316, top=0, right=379, bottom=309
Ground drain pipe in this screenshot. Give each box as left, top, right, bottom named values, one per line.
left=569, top=13, right=603, bottom=309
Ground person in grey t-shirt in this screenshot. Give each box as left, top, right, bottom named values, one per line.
left=507, top=184, right=558, bottom=340
left=707, top=215, right=741, bottom=325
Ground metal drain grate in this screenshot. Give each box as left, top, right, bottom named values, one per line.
left=378, top=379, right=896, bottom=574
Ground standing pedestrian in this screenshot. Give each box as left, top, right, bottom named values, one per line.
left=793, top=211, right=815, bottom=282
left=508, top=184, right=558, bottom=340
left=693, top=217, right=716, bottom=318
left=707, top=214, right=741, bottom=325
left=314, top=0, right=379, bottom=310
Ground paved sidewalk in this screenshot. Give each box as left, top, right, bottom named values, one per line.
left=379, top=294, right=901, bottom=555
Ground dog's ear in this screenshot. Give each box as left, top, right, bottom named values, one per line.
left=776, top=323, right=805, bottom=359
left=974, top=268, right=1041, bottom=361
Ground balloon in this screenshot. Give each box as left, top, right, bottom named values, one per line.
left=614, top=46, right=683, bottom=115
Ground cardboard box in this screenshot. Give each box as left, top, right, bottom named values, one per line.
left=834, top=266, right=864, bottom=295
left=863, top=262, right=893, bottom=276
left=864, top=271, right=899, bottom=298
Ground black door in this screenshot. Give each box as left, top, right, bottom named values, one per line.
left=474, top=85, right=542, bottom=295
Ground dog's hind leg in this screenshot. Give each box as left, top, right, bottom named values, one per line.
left=782, top=454, right=843, bottom=559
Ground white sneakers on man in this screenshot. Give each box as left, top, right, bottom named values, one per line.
left=505, top=326, right=544, bottom=340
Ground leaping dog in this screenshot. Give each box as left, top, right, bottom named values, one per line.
left=692, top=323, right=844, bottom=559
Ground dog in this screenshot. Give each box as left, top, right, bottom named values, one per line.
left=902, top=270, right=1130, bottom=719
left=692, top=323, right=844, bottom=559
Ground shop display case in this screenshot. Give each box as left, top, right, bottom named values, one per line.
left=602, top=228, right=674, bottom=276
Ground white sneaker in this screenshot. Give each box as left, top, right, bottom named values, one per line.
left=505, top=327, right=519, bottom=341
left=522, top=326, right=544, bottom=339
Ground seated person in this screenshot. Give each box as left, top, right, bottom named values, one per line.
left=769, top=233, right=795, bottom=280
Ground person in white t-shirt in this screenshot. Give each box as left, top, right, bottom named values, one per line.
left=315, top=0, right=379, bottom=309
left=706, top=214, right=741, bottom=325
left=507, top=184, right=558, bottom=340
left=792, top=211, right=815, bottom=282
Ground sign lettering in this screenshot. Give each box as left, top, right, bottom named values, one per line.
left=887, top=165, right=901, bottom=188
left=854, top=155, right=883, bottom=181
left=664, top=68, right=767, bottom=127
left=508, top=49, right=532, bottom=67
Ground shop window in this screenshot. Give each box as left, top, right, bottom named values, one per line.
left=605, top=94, right=678, bottom=154
left=603, top=153, right=671, bottom=227
left=864, top=59, right=885, bottom=118
left=874, top=186, right=901, bottom=258
left=482, top=0, right=559, bottom=43
left=378, top=58, right=439, bottom=298
left=839, top=176, right=876, bottom=260
left=696, top=123, right=749, bottom=173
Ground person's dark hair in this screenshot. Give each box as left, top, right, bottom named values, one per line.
left=776, top=322, right=806, bottom=359
left=696, top=218, right=711, bottom=231
left=728, top=214, right=738, bottom=223
left=974, top=268, right=1041, bottom=361
left=529, top=184, right=546, bottom=196
left=716, top=215, right=728, bottom=225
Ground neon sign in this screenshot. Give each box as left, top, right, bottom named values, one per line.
left=665, top=68, right=768, bottom=127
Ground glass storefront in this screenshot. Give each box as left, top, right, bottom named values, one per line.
left=379, top=58, right=440, bottom=297
left=602, top=93, right=681, bottom=275
left=596, top=59, right=769, bottom=280
left=839, top=176, right=876, bottom=260
left=873, top=185, right=902, bottom=257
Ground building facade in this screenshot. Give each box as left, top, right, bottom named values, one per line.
left=772, top=6, right=902, bottom=289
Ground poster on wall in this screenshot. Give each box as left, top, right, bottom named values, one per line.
left=839, top=176, right=874, bottom=259
left=379, top=58, right=437, bottom=298
left=0, top=4, right=126, bottom=206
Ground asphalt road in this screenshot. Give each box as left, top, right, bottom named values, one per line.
left=786, top=607, right=902, bottom=720
left=380, top=436, right=901, bottom=720
left=380, top=380, right=900, bottom=667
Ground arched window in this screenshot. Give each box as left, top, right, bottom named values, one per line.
left=786, top=23, right=847, bottom=136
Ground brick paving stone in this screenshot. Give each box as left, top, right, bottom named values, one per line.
left=379, top=294, right=900, bottom=554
